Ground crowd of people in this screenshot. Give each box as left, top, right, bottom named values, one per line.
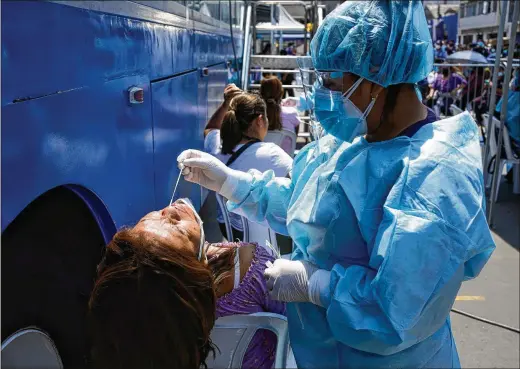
left=419, top=35, right=520, bottom=154
left=433, top=38, right=520, bottom=61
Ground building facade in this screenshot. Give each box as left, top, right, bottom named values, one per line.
left=458, top=0, right=519, bottom=45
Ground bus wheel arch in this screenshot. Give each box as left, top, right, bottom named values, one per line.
left=1, top=185, right=114, bottom=368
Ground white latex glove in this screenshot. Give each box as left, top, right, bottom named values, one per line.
left=177, top=150, right=229, bottom=192
left=177, top=150, right=252, bottom=201
left=264, top=259, right=324, bottom=304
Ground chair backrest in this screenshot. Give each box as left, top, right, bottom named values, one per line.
left=241, top=216, right=279, bottom=253
left=450, top=104, right=463, bottom=116
left=216, top=194, right=279, bottom=252
left=215, top=193, right=235, bottom=242
left=483, top=114, right=498, bottom=156
left=207, top=313, right=289, bottom=369
left=491, top=115, right=516, bottom=160
left=264, top=129, right=297, bottom=157
left=1, top=328, right=63, bottom=369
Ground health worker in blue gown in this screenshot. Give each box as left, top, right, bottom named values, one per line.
left=178, top=1, right=496, bottom=368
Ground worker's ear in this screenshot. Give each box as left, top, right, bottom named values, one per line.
left=369, top=83, right=385, bottom=100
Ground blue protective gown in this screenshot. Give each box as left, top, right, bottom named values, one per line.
left=496, top=90, right=520, bottom=145
left=227, top=112, right=496, bottom=368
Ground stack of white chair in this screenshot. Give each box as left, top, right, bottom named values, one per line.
left=264, top=129, right=298, bottom=158
left=482, top=113, right=520, bottom=201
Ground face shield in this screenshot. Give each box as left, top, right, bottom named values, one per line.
left=297, top=56, right=377, bottom=144
left=175, top=198, right=207, bottom=262
left=297, top=56, right=344, bottom=143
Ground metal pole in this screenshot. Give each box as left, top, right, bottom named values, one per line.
left=278, top=4, right=282, bottom=54
left=473, top=66, right=478, bottom=103
left=242, top=3, right=253, bottom=90
left=488, top=0, right=519, bottom=226
left=310, top=0, right=317, bottom=41
left=303, top=5, right=308, bottom=55
left=483, top=0, right=508, bottom=183
left=252, top=2, right=257, bottom=54
left=318, top=5, right=323, bottom=27
left=270, top=4, right=275, bottom=55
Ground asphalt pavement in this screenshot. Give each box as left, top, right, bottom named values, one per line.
left=452, top=181, right=519, bottom=368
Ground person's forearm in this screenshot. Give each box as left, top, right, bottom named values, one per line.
left=206, top=101, right=230, bottom=130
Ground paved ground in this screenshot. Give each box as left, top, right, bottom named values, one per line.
left=451, top=181, right=519, bottom=368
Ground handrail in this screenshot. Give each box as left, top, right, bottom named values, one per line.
left=251, top=55, right=300, bottom=59
left=250, top=69, right=299, bottom=73
left=249, top=84, right=303, bottom=89
left=256, top=1, right=308, bottom=7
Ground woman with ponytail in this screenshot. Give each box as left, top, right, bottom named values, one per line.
left=203, top=85, right=292, bottom=241
left=260, top=77, right=301, bottom=154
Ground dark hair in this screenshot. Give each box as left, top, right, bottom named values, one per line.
left=221, top=93, right=266, bottom=155
left=88, top=228, right=216, bottom=369
left=260, top=77, right=283, bottom=131
left=380, top=83, right=413, bottom=124
left=207, top=243, right=238, bottom=296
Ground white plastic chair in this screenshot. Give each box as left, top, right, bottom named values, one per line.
left=215, top=193, right=243, bottom=242
left=264, top=129, right=297, bottom=157
left=1, top=328, right=63, bottom=369
left=241, top=215, right=279, bottom=253
left=485, top=115, right=520, bottom=200
left=216, top=193, right=280, bottom=253
left=207, top=313, right=290, bottom=369
left=482, top=113, right=497, bottom=186
left=449, top=104, right=463, bottom=116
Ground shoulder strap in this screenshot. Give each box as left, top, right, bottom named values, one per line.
left=225, top=139, right=261, bottom=167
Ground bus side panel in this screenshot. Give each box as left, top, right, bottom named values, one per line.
left=151, top=71, right=203, bottom=210
left=207, top=64, right=229, bottom=120
left=1, top=75, right=156, bottom=231
left=193, top=31, right=234, bottom=68
left=1, top=1, right=194, bottom=106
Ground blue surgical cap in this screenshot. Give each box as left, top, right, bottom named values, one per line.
left=311, top=0, right=433, bottom=87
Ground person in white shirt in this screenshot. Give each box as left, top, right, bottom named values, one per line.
left=204, top=86, right=293, bottom=241
left=260, top=77, right=301, bottom=155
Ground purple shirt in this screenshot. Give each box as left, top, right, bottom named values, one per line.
left=216, top=243, right=286, bottom=369
left=433, top=73, right=466, bottom=93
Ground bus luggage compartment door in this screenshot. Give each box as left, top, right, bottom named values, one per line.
left=151, top=71, right=204, bottom=209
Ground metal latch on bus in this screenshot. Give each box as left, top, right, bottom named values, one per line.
left=128, top=86, right=144, bottom=104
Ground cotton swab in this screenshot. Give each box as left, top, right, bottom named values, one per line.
left=169, top=167, right=184, bottom=206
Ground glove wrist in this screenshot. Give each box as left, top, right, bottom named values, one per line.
left=219, top=169, right=253, bottom=203
left=308, top=269, right=331, bottom=307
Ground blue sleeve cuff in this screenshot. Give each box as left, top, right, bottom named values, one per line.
left=308, top=269, right=332, bottom=308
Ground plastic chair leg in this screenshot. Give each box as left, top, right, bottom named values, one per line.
left=494, top=160, right=506, bottom=203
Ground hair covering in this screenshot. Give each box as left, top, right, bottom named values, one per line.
left=311, top=0, right=433, bottom=87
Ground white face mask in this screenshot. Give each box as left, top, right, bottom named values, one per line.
left=313, top=77, right=377, bottom=142
left=340, top=77, right=371, bottom=138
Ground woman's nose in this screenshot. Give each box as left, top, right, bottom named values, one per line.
left=161, top=207, right=180, bottom=219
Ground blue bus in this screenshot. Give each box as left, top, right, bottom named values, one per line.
left=1, top=1, right=243, bottom=365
